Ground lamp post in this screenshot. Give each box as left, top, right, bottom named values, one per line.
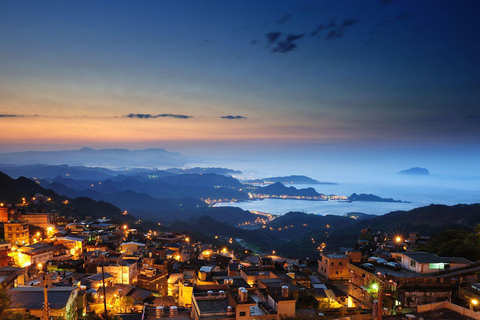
left=370, top=282, right=383, bottom=320
left=471, top=299, right=478, bottom=311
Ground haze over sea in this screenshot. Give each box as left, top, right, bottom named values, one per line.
left=208, top=152, right=480, bottom=217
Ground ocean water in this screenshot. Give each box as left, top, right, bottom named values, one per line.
left=214, top=176, right=480, bottom=216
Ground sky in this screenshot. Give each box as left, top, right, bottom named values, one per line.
left=1, top=0, right=480, bottom=165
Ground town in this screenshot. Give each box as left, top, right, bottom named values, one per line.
left=1, top=195, right=480, bottom=320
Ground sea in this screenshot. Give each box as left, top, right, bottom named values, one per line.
left=214, top=174, right=480, bottom=217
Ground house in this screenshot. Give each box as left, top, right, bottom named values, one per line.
left=16, top=243, right=56, bottom=268
left=391, top=251, right=471, bottom=274
left=56, top=234, right=88, bottom=257
left=7, top=286, right=79, bottom=319
left=0, top=241, right=12, bottom=267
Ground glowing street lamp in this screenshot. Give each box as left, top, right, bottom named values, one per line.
left=471, top=299, right=479, bottom=310
left=395, top=236, right=402, bottom=243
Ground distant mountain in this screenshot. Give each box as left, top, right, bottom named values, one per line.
left=0, top=164, right=117, bottom=180
left=44, top=173, right=248, bottom=200
left=255, top=182, right=323, bottom=198
left=166, top=167, right=242, bottom=176
left=0, top=147, right=196, bottom=168
left=247, top=175, right=335, bottom=185
left=348, top=193, right=407, bottom=203
left=399, top=167, right=430, bottom=175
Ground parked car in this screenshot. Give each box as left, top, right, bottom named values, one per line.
left=360, top=263, right=376, bottom=272
left=383, top=262, right=401, bottom=271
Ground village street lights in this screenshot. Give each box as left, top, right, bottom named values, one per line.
left=470, top=299, right=478, bottom=310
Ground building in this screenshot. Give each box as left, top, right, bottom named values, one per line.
left=4, top=221, right=29, bottom=246
left=348, top=260, right=462, bottom=312
left=137, top=268, right=168, bottom=296
left=16, top=243, right=55, bottom=268
left=0, top=241, right=12, bottom=267
left=0, top=266, right=27, bottom=289
left=7, top=286, right=79, bottom=319
left=318, top=251, right=361, bottom=280
left=56, top=234, right=88, bottom=257
left=97, top=259, right=139, bottom=285
left=22, top=212, right=52, bottom=229
left=391, top=251, right=472, bottom=274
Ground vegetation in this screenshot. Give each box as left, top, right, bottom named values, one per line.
left=416, top=228, right=480, bottom=261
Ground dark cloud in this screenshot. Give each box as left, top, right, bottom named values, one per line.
left=326, top=29, right=344, bottom=39
left=327, top=18, right=337, bottom=28
left=324, top=18, right=358, bottom=40
left=124, top=113, right=192, bottom=119
left=396, top=11, right=413, bottom=21
left=286, top=34, right=304, bottom=42
left=266, top=32, right=282, bottom=44
left=221, top=115, right=247, bottom=120
left=342, top=19, right=357, bottom=28
left=310, top=24, right=324, bottom=37
left=413, top=25, right=426, bottom=31
left=378, top=19, right=392, bottom=26
left=272, top=33, right=305, bottom=53
left=157, top=114, right=193, bottom=119
left=0, top=114, right=24, bottom=118
left=277, top=14, right=293, bottom=24
left=272, top=41, right=297, bottom=53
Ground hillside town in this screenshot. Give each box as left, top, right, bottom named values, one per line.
left=1, top=200, right=480, bottom=320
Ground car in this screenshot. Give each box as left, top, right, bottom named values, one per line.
left=360, top=263, right=376, bottom=272
left=383, top=262, right=401, bottom=271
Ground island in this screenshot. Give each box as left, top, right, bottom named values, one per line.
left=399, top=167, right=430, bottom=175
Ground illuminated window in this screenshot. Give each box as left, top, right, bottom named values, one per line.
left=429, top=263, right=445, bottom=270
left=410, top=260, right=416, bottom=267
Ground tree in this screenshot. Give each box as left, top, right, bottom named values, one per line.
left=1, top=311, right=36, bottom=320
left=0, top=288, right=11, bottom=316
left=79, top=311, right=123, bottom=320
left=0, top=288, right=35, bottom=320
left=109, top=295, right=134, bottom=314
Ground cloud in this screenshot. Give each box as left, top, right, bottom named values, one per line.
left=277, top=14, right=293, bottom=24
left=378, top=19, right=392, bottom=26
left=396, top=11, right=413, bottom=21
left=272, top=33, right=305, bottom=53
left=0, top=114, right=24, bottom=118
left=342, top=19, right=357, bottom=28
left=221, top=115, right=247, bottom=120
left=266, top=32, right=282, bottom=44
left=325, top=18, right=358, bottom=40
left=327, top=29, right=345, bottom=39
left=310, top=24, right=324, bottom=37
left=124, top=113, right=193, bottom=119
left=327, top=18, right=337, bottom=28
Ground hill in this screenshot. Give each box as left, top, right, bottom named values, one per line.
left=255, top=182, right=323, bottom=198
left=246, top=175, right=336, bottom=185
left=348, top=193, right=407, bottom=203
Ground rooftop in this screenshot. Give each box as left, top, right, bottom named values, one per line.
left=8, top=287, right=77, bottom=310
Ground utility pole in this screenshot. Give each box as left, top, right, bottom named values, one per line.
left=43, top=273, right=51, bottom=320
left=102, top=264, right=108, bottom=320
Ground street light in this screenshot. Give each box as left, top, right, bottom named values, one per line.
left=471, top=299, right=478, bottom=310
